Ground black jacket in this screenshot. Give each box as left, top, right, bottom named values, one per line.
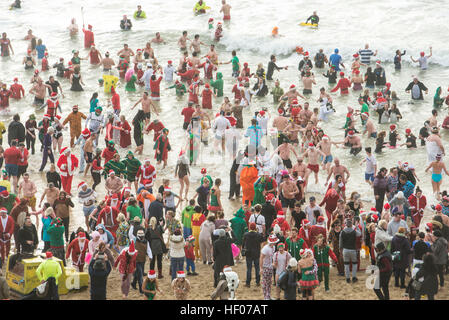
left=145, top=225, right=165, bottom=256
left=242, top=231, right=264, bottom=259
left=148, top=200, right=165, bottom=224
left=213, top=236, right=234, bottom=271
left=416, top=263, right=438, bottom=295
left=8, top=120, right=25, bottom=145
left=261, top=203, right=276, bottom=234
left=88, top=259, right=112, bottom=299
left=17, top=225, right=39, bottom=253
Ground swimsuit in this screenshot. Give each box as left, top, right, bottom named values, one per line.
left=307, top=163, right=319, bottom=173
left=432, top=173, right=442, bottom=183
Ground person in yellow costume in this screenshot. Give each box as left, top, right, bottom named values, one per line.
left=0, top=170, right=11, bottom=193
left=190, top=206, right=205, bottom=259
left=133, top=5, right=147, bottom=19
left=35, top=251, right=63, bottom=300
left=194, top=0, right=210, bottom=14
left=103, top=74, right=119, bottom=94
left=239, top=161, right=259, bottom=206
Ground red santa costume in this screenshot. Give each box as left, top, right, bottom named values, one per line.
left=96, top=206, right=119, bottom=236
left=198, top=57, right=216, bottom=80
left=319, top=188, right=340, bottom=230
left=408, top=193, right=427, bottom=227
left=270, top=211, right=291, bottom=238
left=298, top=219, right=313, bottom=248
left=10, top=78, right=25, bottom=100
left=41, top=53, right=49, bottom=71
left=136, top=159, right=156, bottom=189
left=146, top=120, right=165, bottom=142
left=188, top=78, right=200, bottom=104
left=57, top=147, right=79, bottom=195
left=150, top=76, right=163, bottom=100
left=232, top=79, right=243, bottom=101
left=106, top=193, right=120, bottom=210
left=66, top=232, right=89, bottom=272
left=0, top=208, right=14, bottom=264
left=201, top=83, right=213, bottom=109
left=309, top=216, right=327, bottom=248
left=46, top=92, right=60, bottom=118
left=82, top=25, right=95, bottom=49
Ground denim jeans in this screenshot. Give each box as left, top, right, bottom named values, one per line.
left=171, top=257, right=185, bottom=280
left=186, top=258, right=195, bottom=272
left=183, top=227, right=192, bottom=240
left=132, top=261, right=145, bottom=291
left=246, top=256, right=260, bottom=285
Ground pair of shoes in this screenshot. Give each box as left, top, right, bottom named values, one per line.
left=131, top=284, right=137, bottom=290
left=187, top=271, right=192, bottom=275
left=245, top=283, right=250, bottom=288
left=203, top=261, right=207, bottom=265
left=338, top=272, right=345, bottom=277
left=346, top=278, right=351, bottom=283
left=191, top=272, right=199, bottom=276
left=208, top=261, right=213, bottom=265
left=352, top=277, right=358, bottom=283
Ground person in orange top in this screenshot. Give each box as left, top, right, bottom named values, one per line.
left=190, top=206, right=205, bottom=260
left=136, top=183, right=156, bottom=221
left=239, top=161, right=259, bottom=206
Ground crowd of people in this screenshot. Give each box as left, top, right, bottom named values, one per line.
left=0, top=2, right=448, bottom=301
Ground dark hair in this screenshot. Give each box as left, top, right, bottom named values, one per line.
left=90, top=92, right=98, bottom=103
left=194, top=34, right=199, bottom=39
left=270, top=54, right=275, bottom=60
left=422, top=254, right=437, bottom=274
left=194, top=206, right=202, bottom=213
left=365, top=147, right=371, bottom=153
left=183, top=31, right=187, bottom=35
left=399, top=174, right=407, bottom=181
left=418, top=232, right=425, bottom=239
left=232, top=50, right=236, bottom=56
left=215, top=178, right=221, bottom=186
left=13, top=114, right=20, bottom=122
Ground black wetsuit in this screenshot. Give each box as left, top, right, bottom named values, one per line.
left=266, top=61, right=281, bottom=81
left=306, top=15, right=319, bottom=25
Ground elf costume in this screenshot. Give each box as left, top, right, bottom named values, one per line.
left=285, top=235, right=307, bottom=261
left=153, top=129, right=171, bottom=163
left=312, top=244, right=338, bottom=291
left=121, top=151, right=141, bottom=183
left=252, top=175, right=277, bottom=206
left=229, top=208, right=248, bottom=246
left=103, top=157, right=127, bottom=179
left=210, top=72, right=224, bottom=97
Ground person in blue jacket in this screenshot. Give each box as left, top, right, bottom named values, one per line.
left=329, top=49, right=344, bottom=71
left=95, top=224, right=115, bottom=248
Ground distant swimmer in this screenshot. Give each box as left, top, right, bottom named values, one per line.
left=133, top=5, right=147, bottom=19
left=194, top=0, right=209, bottom=14
left=10, top=0, right=20, bottom=9
left=220, top=0, right=231, bottom=20
left=68, top=18, right=79, bottom=37
left=305, top=11, right=319, bottom=25
left=151, top=32, right=166, bottom=45
left=410, top=46, right=432, bottom=70
left=271, top=27, right=284, bottom=38
left=120, top=15, right=133, bottom=30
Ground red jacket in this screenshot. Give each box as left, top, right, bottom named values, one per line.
left=136, top=164, right=156, bottom=186
left=408, top=194, right=427, bottom=219
left=46, top=98, right=60, bottom=117
left=271, top=218, right=291, bottom=237
left=181, top=107, right=195, bottom=124
left=111, top=92, right=120, bottom=111
left=232, top=84, right=242, bottom=100
left=198, top=61, right=215, bottom=79
left=96, top=206, right=119, bottom=231
left=114, top=249, right=137, bottom=275
left=150, top=76, right=162, bottom=98
left=4, top=147, right=20, bottom=165
left=178, top=69, right=197, bottom=84
left=66, top=238, right=89, bottom=266
left=184, top=244, right=195, bottom=260
left=331, top=78, right=351, bottom=94
left=10, top=84, right=24, bottom=99
left=101, top=147, right=117, bottom=165
left=0, top=89, right=11, bottom=107
left=41, top=57, right=49, bottom=71
left=146, top=121, right=165, bottom=141
left=18, top=148, right=29, bottom=166
left=188, top=83, right=199, bottom=104
left=298, top=226, right=313, bottom=248
left=0, top=215, right=14, bottom=241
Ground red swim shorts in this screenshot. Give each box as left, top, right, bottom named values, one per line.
left=223, top=15, right=231, bottom=20
left=307, top=164, right=319, bottom=173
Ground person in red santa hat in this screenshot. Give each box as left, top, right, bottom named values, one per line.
left=96, top=204, right=119, bottom=236
left=188, top=76, right=201, bottom=104
left=66, top=231, right=90, bottom=272
left=319, top=188, right=340, bottom=230
left=57, top=147, right=79, bottom=195
left=408, top=187, right=427, bottom=228
left=298, top=219, right=313, bottom=248
left=279, top=84, right=305, bottom=105
left=41, top=52, right=49, bottom=72
left=82, top=24, right=95, bottom=49
left=177, top=63, right=200, bottom=85
left=136, top=158, right=156, bottom=192
left=381, top=202, right=391, bottom=222
left=201, top=83, right=215, bottom=109
left=39, top=92, right=61, bottom=119
left=310, top=216, right=327, bottom=248
left=231, top=77, right=243, bottom=102
left=271, top=210, right=291, bottom=239
left=113, top=240, right=137, bottom=299
left=331, top=72, right=351, bottom=95
left=198, top=56, right=216, bottom=80
left=0, top=207, right=14, bottom=266
left=10, top=77, right=25, bottom=100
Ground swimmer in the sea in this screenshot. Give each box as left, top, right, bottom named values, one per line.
left=425, top=153, right=449, bottom=200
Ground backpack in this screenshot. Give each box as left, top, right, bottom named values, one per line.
left=278, top=270, right=288, bottom=291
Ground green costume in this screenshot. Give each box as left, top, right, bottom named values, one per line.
left=181, top=205, right=195, bottom=230
left=168, top=83, right=187, bottom=96
left=229, top=208, right=248, bottom=246
left=285, top=237, right=306, bottom=261
left=253, top=176, right=276, bottom=206
left=47, top=223, right=65, bottom=247
left=270, top=86, right=284, bottom=103
left=434, top=87, right=444, bottom=108
left=360, top=102, right=369, bottom=125
left=103, top=159, right=127, bottom=179
left=0, top=194, right=17, bottom=214
left=313, top=244, right=336, bottom=291
left=121, top=154, right=141, bottom=182
left=144, top=280, right=156, bottom=300
left=125, top=74, right=137, bottom=92
left=133, top=10, right=147, bottom=19
left=200, top=175, right=213, bottom=189
left=210, top=72, right=224, bottom=97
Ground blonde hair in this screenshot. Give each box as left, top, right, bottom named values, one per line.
left=379, top=219, right=387, bottom=229
left=117, top=213, right=126, bottom=222
left=44, top=207, right=54, bottom=217
left=17, top=212, right=27, bottom=228
left=150, top=217, right=157, bottom=230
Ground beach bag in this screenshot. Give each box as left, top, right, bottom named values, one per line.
left=35, top=281, right=49, bottom=298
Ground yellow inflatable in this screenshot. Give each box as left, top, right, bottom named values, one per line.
left=103, top=74, right=119, bottom=93
left=299, top=22, right=318, bottom=28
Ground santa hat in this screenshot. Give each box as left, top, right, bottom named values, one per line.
left=13, top=77, right=18, bottom=82
left=127, top=241, right=136, bottom=255
left=111, top=193, right=119, bottom=200
left=179, top=150, right=186, bottom=157
left=144, top=158, right=151, bottom=164
left=108, top=170, right=115, bottom=175
left=177, top=271, right=186, bottom=278
left=291, top=99, right=299, bottom=106
left=435, top=204, right=442, bottom=211
left=81, top=128, right=91, bottom=138
left=88, top=24, right=93, bottom=29
left=302, top=219, right=311, bottom=227
left=353, top=53, right=359, bottom=58
left=390, top=124, right=396, bottom=131
left=384, top=203, right=391, bottom=210
left=43, top=114, right=51, bottom=120
left=265, top=193, right=275, bottom=202
left=347, top=130, right=354, bottom=137
left=201, top=168, right=207, bottom=174
left=123, top=187, right=131, bottom=193
left=78, top=181, right=87, bottom=189
left=0, top=191, right=9, bottom=198
left=34, top=69, right=39, bottom=74
left=0, top=207, right=7, bottom=214
left=300, top=248, right=313, bottom=258
left=376, top=60, right=381, bottom=65
left=72, top=104, right=79, bottom=109
left=405, top=128, right=411, bottom=135
left=370, top=207, right=378, bottom=213
left=148, top=270, right=156, bottom=279
left=317, top=216, right=325, bottom=224
left=361, top=112, right=369, bottom=118
left=322, top=135, right=329, bottom=140
left=278, top=108, right=284, bottom=115
left=420, top=51, right=425, bottom=57
left=425, top=222, right=433, bottom=231
left=164, top=187, right=172, bottom=192
left=340, top=72, right=344, bottom=76
left=51, top=92, right=57, bottom=98
left=60, top=147, right=70, bottom=155
left=46, top=252, right=53, bottom=259
left=304, top=51, right=309, bottom=57
left=371, top=214, right=379, bottom=223
left=289, top=84, right=296, bottom=90
left=308, top=142, right=315, bottom=148
left=208, top=18, right=214, bottom=22
left=277, top=211, right=284, bottom=219
left=78, top=232, right=86, bottom=239
left=205, top=83, right=210, bottom=88
left=55, top=115, right=61, bottom=120
left=259, top=110, right=265, bottom=116
left=186, top=235, right=195, bottom=242
left=267, top=234, right=279, bottom=244
left=167, top=60, right=172, bottom=65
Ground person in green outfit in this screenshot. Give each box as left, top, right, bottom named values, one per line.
left=181, top=199, right=196, bottom=239
left=46, top=217, right=66, bottom=265
left=434, top=86, right=444, bottom=108
left=285, top=227, right=307, bottom=262
left=252, top=169, right=277, bottom=206
left=221, top=50, right=241, bottom=77
left=312, top=234, right=338, bottom=292
left=167, top=80, right=187, bottom=97
left=125, top=70, right=137, bottom=92
left=142, top=270, right=163, bottom=300
left=210, top=72, right=224, bottom=97
left=200, top=167, right=213, bottom=188
left=121, top=151, right=141, bottom=191
left=126, top=198, right=142, bottom=222
left=230, top=207, right=248, bottom=249
left=297, top=248, right=319, bottom=300
left=270, top=80, right=284, bottom=103
left=103, top=153, right=127, bottom=179
left=358, top=97, right=370, bottom=125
